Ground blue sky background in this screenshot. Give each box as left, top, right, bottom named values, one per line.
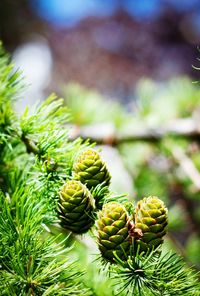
left=31, top=0, right=200, bottom=27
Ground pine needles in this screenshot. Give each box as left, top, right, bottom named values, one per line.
left=0, top=44, right=88, bottom=295
left=111, top=247, right=199, bottom=296
left=0, top=42, right=199, bottom=296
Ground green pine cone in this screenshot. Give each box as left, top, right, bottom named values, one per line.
left=59, top=180, right=95, bottom=234
left=135, top=196, right=168, bottom=251
left=73, top=149, right=111, bottom=190
left=97, top=202, right=130, bottom=262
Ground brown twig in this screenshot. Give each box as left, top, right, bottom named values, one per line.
left=69, top=118, right=200, bottom=145
left=171, top=146, right=200, bottom=191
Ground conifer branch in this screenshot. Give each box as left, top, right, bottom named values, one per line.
left=69, top=118, right=200, bottom=145
left=0, top=44, right=90, bottom=295
left=111, top=248, right=199, bottom=296
left=0, top=43, right=199, bottom=296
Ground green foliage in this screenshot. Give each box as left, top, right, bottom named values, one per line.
left=64, top=83, right=127, bottom=127
left=168, top=203, right=187, bottom=231
left=62, top=77, right=200, bottom=274
left=0, top=43, right=21, bottom=105
left=68, top=238, right=120, bottom=296
left=0, top=43, right=21, bottom=146
left=186, top=234, right=200, bottom=269
left=135, top=77, right=200, bottom=124
left=0, top=43, right=199, bottom=296
left=0, top=190, right=84, bottom=295
left=0, top=45, right=89, bottom=295
left=111, top=247, right=199, bottom=296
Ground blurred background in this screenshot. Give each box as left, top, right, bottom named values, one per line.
left=0, top=0, right=199, bottom=292
left=1, top=0, right=200, bottom=102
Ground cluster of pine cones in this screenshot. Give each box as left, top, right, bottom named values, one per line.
left=58, top=149, right=168, bottom=263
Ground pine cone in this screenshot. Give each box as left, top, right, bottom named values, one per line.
left=135, top=196, right=168, bottom=251
left=97, top=202, right=130, bottom=262
left=73, top=149, right=111, bottom=190
left=59, top=180, right=95, bottom=234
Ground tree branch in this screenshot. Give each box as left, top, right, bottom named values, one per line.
left=171, top=146, right=200, bottom=191
left=21, top=134, right=40, bottom=155
left=69, top=118, right=200, bottom=145
left=69, top=119, right=200, bottom=237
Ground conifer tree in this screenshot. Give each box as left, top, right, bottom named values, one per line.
left=0, top=44, right=199, bottom=295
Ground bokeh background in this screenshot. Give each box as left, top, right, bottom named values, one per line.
left=1, top=0, right=200, bottom=103
left=0, top=0, right=199, bottom=289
